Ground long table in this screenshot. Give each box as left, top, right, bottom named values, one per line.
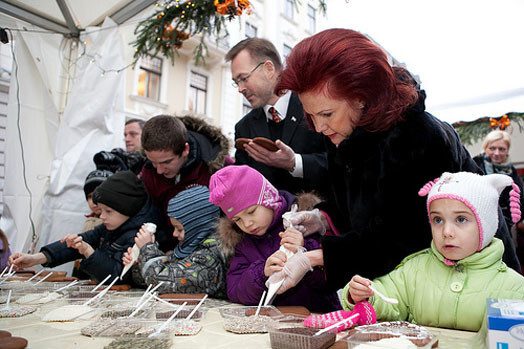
left=1, top=296, right=478, bottom=348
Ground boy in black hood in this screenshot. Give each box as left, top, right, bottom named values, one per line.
left=9, top=171, right=164, bottom=284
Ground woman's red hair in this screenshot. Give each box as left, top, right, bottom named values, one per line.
left=277, top=29, right=418, bottom=132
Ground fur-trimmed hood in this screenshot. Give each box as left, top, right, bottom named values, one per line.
left=179, top=115, right=230, bottom=174
left=217, top=192, right=322, bottom=257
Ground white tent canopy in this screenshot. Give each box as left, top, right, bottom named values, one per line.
left=0, top=1, right=153, bottom=269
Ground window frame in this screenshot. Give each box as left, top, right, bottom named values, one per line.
left=188, top=70, right=208, bottom=115
left=137, top=55, right=163, bottom=101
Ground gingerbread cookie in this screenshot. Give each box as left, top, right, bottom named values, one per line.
left=0, top=336, right=28, bottom=349
left=235, top=137, right=279, bottom=152
left=0, top=330, right=11, bottom=338
left=235, top=138, right=252, bottom=151
left=253, top=137, right=279, bottom=152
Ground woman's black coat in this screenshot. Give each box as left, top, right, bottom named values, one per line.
left=318, top=91, right=521, bottom=291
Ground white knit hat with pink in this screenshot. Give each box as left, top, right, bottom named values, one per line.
left=418, top=171, right=521, bottom=250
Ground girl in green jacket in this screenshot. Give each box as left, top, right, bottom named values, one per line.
left=307, top=171, right=524, bottom=331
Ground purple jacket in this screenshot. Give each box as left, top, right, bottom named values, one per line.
left=225, top=191, right=341, bottom=313
left=0, top=237, right=11, bottom=271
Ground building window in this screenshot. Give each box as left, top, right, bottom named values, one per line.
left=307, top=5, right=316, bottom=33
left=137, top=56, right=162, bottom=101
left=189, top=71, right=207, bottom=115
left=284, top=0, right=294, bottom=19
left=245, top=22, right=257, bottom=39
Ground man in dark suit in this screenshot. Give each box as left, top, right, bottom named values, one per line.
left=225, top=38, right=329, bottom=197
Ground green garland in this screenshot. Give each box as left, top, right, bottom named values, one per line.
left=452, top=112, right=524, bottom=145
left=132, top=0, right=327, bottom=66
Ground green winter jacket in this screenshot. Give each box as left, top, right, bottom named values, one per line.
left=341, top=238, right=524, bottom=331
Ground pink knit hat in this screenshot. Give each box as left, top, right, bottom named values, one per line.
left=418, top=171, right=521, bottom=251
left=209, top=165, right=282, bottom=219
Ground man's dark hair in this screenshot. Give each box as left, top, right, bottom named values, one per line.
left=225, top=38, right=282, bottom=72
left=141, top=115, right=188, bottom=155
left=125, top=118, right=145, bottom=128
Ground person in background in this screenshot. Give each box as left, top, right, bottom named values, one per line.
left=72, top=169, right=113, bottom=279
left=0, top=229, right=11, bottom=271
left=9, top=171, right=164, bottom=284
left=276, top=28, right=520, bottom=293
left=473, top=130, right=524, bottom=271
left=124, top=185, right=227, bottom=297
left=332, top=172, right=524, bottom=332
left=140, top=114, right=230, bottom=252
left=124, top=118, right=145, bottom=153
left=81, top=169, right=113, bottom=233
left=209, top=165, right=340, bottom=313
left=226, top=38, right=330, bottom=198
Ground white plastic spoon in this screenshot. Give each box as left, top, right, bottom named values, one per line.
left=91, top=274, right=111, bottom=293
left=26, top=269, right=44, bottom=282
left=185, top=294, right=208, bottom=321
left=369, top=285, right=399, bottom=304
left=255, top=290, right=266, bottom=317
left=148, top=301, right=188, bottom=338
left=0, top=266, right=8, bottom=279
left=0, top=290, right=12, bottom=310
left=55, top=280, right=79, bottom=293
left=32, top=272, right=53, bottom=287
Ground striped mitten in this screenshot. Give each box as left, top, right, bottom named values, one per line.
left=302, top=310, right=355, bottom=329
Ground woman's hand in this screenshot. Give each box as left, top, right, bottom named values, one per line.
left=279, top=227, right=304, bottom=252
left=8, top=252, right=47, bottom=270
left=276, top=250, right=312, bottom=294
left=283, top=209, right=327, bottom=236
left=264, top=250, right=286, bottom=277
left=135, top=225, right=154, bottom=249
left=304, top=249, right=324, bottom=268
left=348, top=274, right=373, bottom=303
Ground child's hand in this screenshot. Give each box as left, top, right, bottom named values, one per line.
left=69, top=236, right=95, bottom=258
left=60, top=234, right=80, bottom=248
left=348, top=275, right=373, bottom=303
left=8, top=252, right=45, bottom=270
left=122, top=247, right=135, bottom=265
left=264, top=250, right=287, bottom=277
left=135, top=225, right=154, bottom=248
left=279, top=227, right=304, bottom=252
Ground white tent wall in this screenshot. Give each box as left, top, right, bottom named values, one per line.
left=0, top=23, right=62, bottom=255
left=1, top=17, right=126, bottom=274
left=38, top=17, right=126, bottom=273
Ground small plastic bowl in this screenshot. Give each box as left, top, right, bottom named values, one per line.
left=268, top=321, right=337, bottom=349
left=345, top=321, right=438, bottom=348
left=101, top=333, right=172, bottom=348
left=219, top=305, right=284, bottom=334
left=153, top=303, right=208, bottom=321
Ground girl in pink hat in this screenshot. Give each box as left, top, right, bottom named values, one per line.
left=209, top=165, right=340, bottom=313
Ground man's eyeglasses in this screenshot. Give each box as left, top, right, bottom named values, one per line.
left=232, top=62, right=264, bottom=88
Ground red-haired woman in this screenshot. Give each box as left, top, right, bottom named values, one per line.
left=276, top=28, right=520, bottom=292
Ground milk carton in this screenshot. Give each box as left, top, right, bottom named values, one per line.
left=487, top=298, right=524, bottom=349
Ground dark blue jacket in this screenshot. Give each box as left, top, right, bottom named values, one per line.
left=41, top=197, right=164, bottom=284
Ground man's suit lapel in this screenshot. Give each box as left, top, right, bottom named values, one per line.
left=281, top=93, right=303, bottom=144
left=250, top=108, right=272, bottom=139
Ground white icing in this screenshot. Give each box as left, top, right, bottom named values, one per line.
left=353, top=337, right=417, bottom=349
left=43, top=305, right=95, bottom=322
